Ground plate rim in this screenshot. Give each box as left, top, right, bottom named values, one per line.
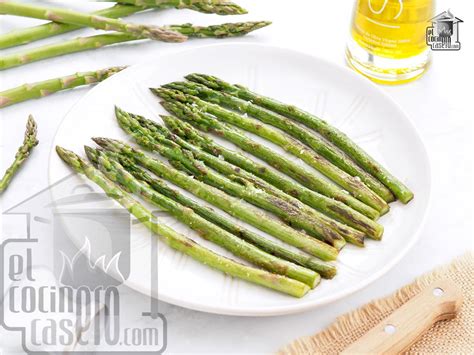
left=48, top=42, right=432, bottom=316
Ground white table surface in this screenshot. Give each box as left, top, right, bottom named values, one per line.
left=1, top=1, right=473, bottom=353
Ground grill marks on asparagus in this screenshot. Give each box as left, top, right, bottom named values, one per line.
left=85, top=146, right=320, bottom=287
left=185, top=73, right=414, bottom=203
left=155, top=96, right=380, bottom=220
left=152, top=88, right=389, bottom=215
left=114, top=107, right=346, bottom=249
left=99, top=150, right=336, bottom=278
left=55, top=146, right=311, bottom=297
left=93, top=137, right=338, bottom=261
left=130, top=111, right=367, bottom=246
left=54, top=73, right=411, bottom=296
left=164, top=80, right=395, bottom=203
left=161, top=116, right=383, bottom=240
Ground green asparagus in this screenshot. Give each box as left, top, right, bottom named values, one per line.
left=0, top=1, right=248, bottom=50
left=153, top=88, right=389, bottom=214
left=0, top=22, right=270, bottom=70
left=93, top=138, right=339, bottom=261
left=56, top=146, right=310, bottom=297
left=114, top=108, right=346, bottom=249
left=0, top=116, right=38, bottom=193
left=129, top=111, right=366, bottom=247
left=93, top=149, right=336, bottom=278
left=0, top=4, right=147, bottom=49
left=166, top=79, right=395, bottom=203
left=99, top=0, right=247, bottom=15
left=86, top=147, right=319, bottom=287
left=163, top=116, right=383, bottom=240
left=0, top=1, right=187, bottom=43
left=157, top=88, right=389, bottom=214
left=187, top=74, right=414, bottom=203
left=0, top=67, right=125, bottom=108
left=157, top=98, right=380, bottom=220
left=167, top=22, right=271, bottom=38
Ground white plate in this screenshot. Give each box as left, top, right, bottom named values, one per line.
left=49, top=43, right=431, bottom=316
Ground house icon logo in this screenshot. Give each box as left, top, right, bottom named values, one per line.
left=426, top=10, right=463, bottom=51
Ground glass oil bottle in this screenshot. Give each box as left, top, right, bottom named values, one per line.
left=346, top=0, right=434, bottom=84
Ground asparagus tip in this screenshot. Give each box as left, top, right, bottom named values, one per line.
left=84, top=145, right=99, bottom=165
left=92, top=137, right=106, bottom=146
left=114, top=105, right=127, bottom=117
left=55, top=145, right=67, bottom=157
left=101, top=66, right=128, bottom=79
left=56, top=146, right=84, bottom=173
left=151, top=87, right=181, bottom=101
left=25, top=115, right=39, bottom=146
left=185, top=72, right=213, bottom=82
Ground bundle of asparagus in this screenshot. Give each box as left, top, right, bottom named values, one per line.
left=56, top=74, right=413, bottom=297
left=86, top=146, right=321, bottom=287
left=115, top=107, right=367, bottom=248
left=56, top=147, right=311, bottom=298
left=152, top=74, right=413, bottom=205
left=0, top=1, right=269, bottom=70
left=182, top=74, right=414, bottom=203
left=92, top=137, right=339, bottom=261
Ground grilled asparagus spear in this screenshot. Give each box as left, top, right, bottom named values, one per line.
left=93, top=138, right=339, bottom=261
left=86, top=147, right=320, bottom=287
left=162, top=116, right=383, bottom=240
left=55, top=146, right=310, bottom=297
left=186, top=73, right=414, bottom=203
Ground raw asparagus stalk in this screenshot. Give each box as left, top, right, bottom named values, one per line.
left=98, top=0, right=247, bottom=15
left=93, top=138, right=338, bottom=261
left=166, top=79, right=395, bottom=203
left=157, top=97, right=380, bottom=220
left=55, top=146, right=310, bottom=298
left=0, top=0, right=247, bottom=50
left=0, top=115, right=38, bottom=193
left=0, top=1, right=187, bottom=43
left=115, top=108, right=346, bottom=249
left=86, top=147, right=319, bottom=287
left=0, top=4, right=146, bottom=49
left=167, top=21, right=271, bottom=38
left=0, top=66, right=125, bottom=108
left=153, top=88, right=389, bottom=214
left=187, top=74, right=415, bottom=203
left=94, top=150, right=336, bottom=278
left=0, top=22, right=270, bottom=70
left=163, top=116, right=383, bottom=240
left=130, top=111, right=366, bottom=247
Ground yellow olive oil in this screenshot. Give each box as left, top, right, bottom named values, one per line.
left=346, top=0, right=434, bottom=84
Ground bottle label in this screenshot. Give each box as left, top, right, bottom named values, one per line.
left=351, top=0, right=433, bottom=59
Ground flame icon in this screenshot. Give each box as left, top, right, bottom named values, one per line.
left=59, top=237, right=126, bottom=288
